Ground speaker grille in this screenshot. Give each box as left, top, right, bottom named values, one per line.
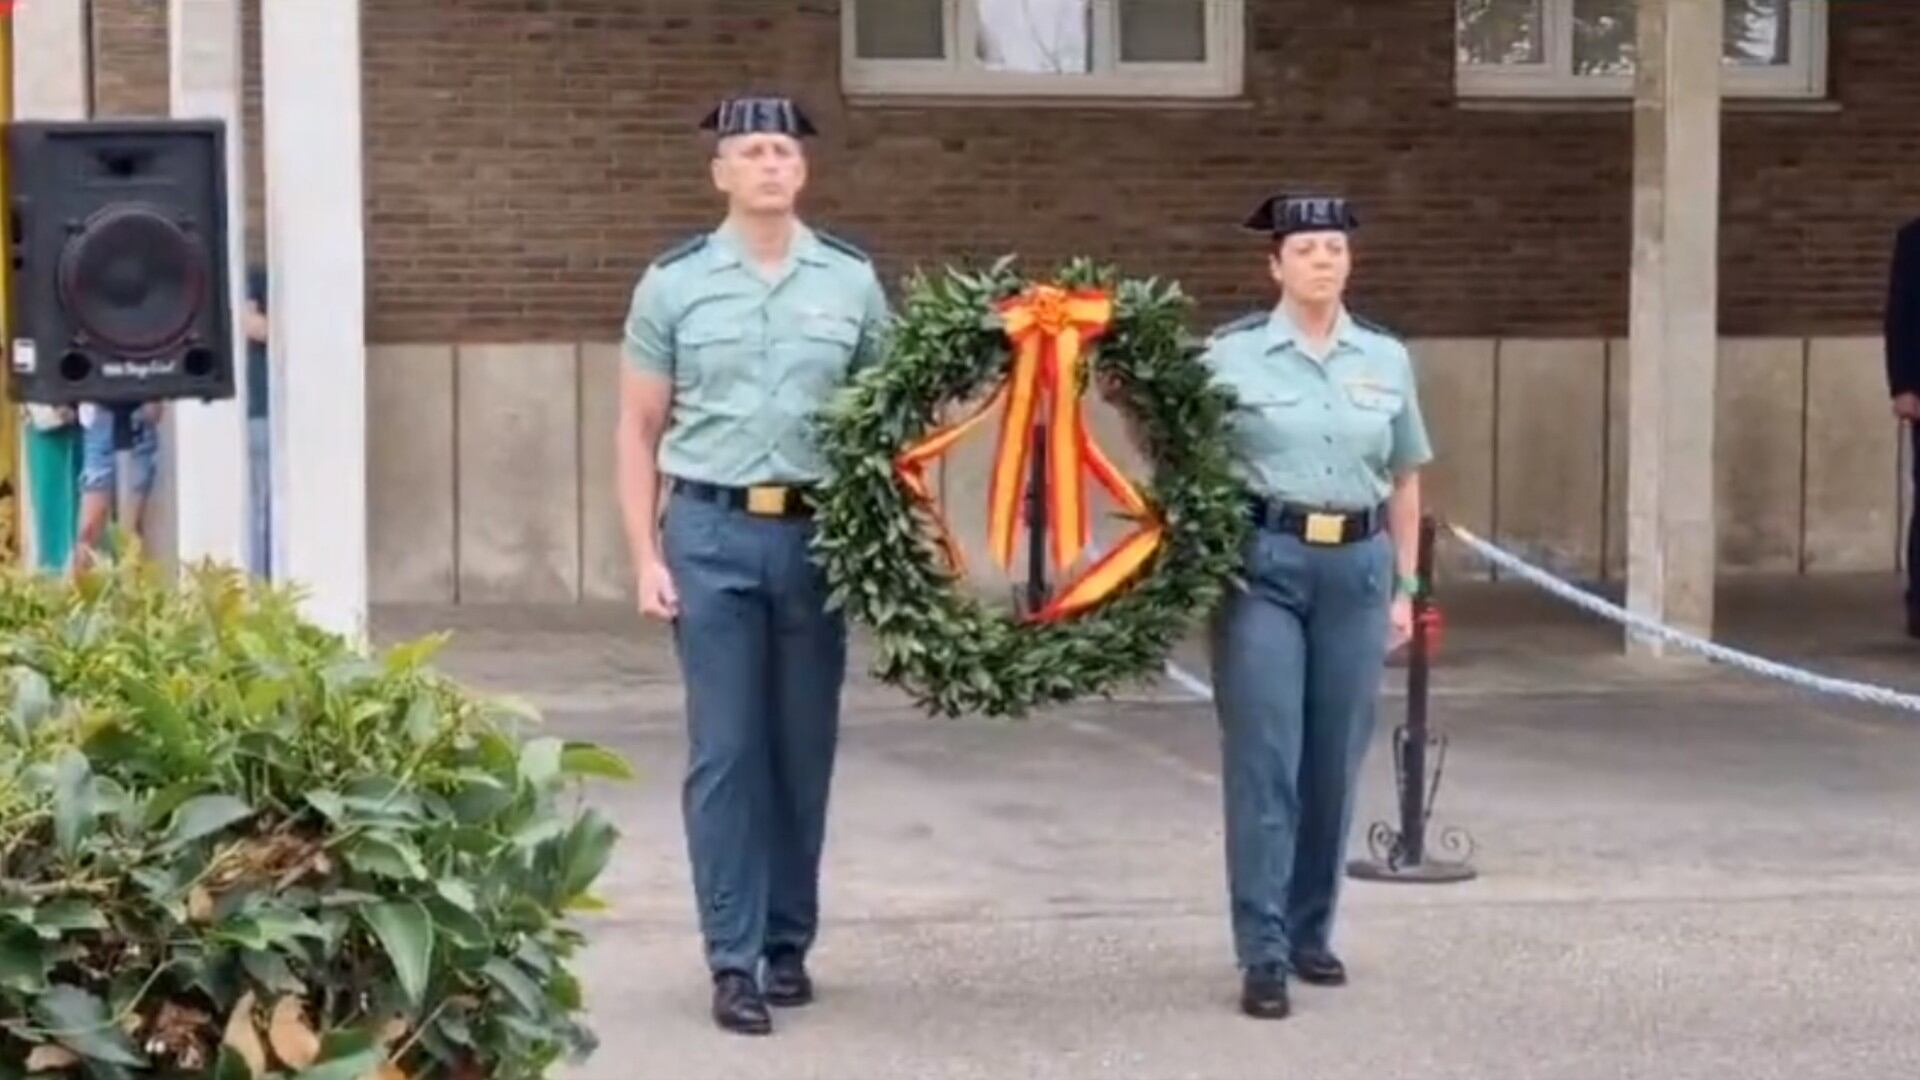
left=57, top=204, right=209, bottom=358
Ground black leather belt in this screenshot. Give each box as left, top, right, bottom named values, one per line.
left=1249, top=498, right=1386, bottom=545
left=672, top=478, right=816, bottom=518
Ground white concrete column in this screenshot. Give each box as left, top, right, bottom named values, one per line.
left=261, top=0, right=369, bottom=640
left=13, top=0, right=90, bottom=117
left=1626, top=0, right=1722, bottom=652
left=9, top=0, right=92, bottom=572
left=168, top=0, right=250, bottom=570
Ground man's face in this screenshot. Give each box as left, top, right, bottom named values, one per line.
left=1268, top=229, right=1352, bottom=305
left=711, top=133, right=807, bottom=214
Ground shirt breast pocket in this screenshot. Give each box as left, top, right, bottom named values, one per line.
left=675, top=323, right=751, bottom=397
left=1343, top=382, right=1402, bottom=459
left=1344, top=383, right=1403, bottom=415
left=1236, top=389, right=1310, bottom=459
left=776, top=313, right=861, bottom=413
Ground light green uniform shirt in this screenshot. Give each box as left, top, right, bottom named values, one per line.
left=1201, top=305, right=1434, bottom=510
left=622, top=222, right=890, bottom=486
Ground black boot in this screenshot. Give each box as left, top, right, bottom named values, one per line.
left=711, top=970, right=772, bottom=1035
left=1289, top=949, right=1348, bottom=987
left=764, top=949, right=814, bottom=1007
left=1240, top=964, right=1290, bottom=1020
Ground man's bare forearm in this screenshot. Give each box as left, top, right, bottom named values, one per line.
left=617, top=373, right=672, bottom=567
left=618, top=424, right=663, bottom=566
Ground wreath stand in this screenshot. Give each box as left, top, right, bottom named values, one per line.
left=1017, top=422, right=1050, bottom=616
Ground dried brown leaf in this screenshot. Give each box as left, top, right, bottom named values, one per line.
left=187, top=886, right=216, bottom=924
left=267, top=996, right=321, bottom=1069
left=377, top=1016, right=410, bottom=1046
left=361, top=1062, right=409, bottom=1080
left=147, top=999, right=215, bottom=1064
left=222, top=991, right=268, bottom=1078
left=24, top=1043, right=81, bottom=1070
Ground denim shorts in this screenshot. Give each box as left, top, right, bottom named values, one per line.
left=79, top=406, right=160, bottom=495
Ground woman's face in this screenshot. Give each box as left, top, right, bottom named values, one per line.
left=1268, top=229, right=1351, bottom=306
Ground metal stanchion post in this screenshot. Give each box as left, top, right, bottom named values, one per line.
left=1347, top=513, right=1477, bottom=884
left=1018, top=420, right=1049, bottom=616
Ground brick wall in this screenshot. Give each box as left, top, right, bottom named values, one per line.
left=77, top=0, right=1920, bottom=344
left=90, top=0, right=168, bottom=117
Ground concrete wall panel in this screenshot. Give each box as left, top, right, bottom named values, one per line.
left=1495, top=340, right=1607, bottom=581
left=456, top=344, right=580, bottom=602
left=369, top=344, right=457, bottom=602
left=1804, top=338, right=1899, bottom=573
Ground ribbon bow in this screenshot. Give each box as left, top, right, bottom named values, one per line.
left=895, top=284, right=1166, bottom=623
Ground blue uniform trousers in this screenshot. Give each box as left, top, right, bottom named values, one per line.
left=1209, top=527, right=1392, bottom=970
left=662, top=490, right=847, bottom=976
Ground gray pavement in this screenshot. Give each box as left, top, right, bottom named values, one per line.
left=375, top=573, right=1920, bottom=1080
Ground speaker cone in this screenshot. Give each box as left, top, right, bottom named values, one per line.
left=57, top=204, right=209, bottom=357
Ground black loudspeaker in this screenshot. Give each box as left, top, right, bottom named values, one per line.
left=6, top=119, right=234, bottom=406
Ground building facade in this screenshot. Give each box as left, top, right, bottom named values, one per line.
left=62, top=0, right=1920, bottom=605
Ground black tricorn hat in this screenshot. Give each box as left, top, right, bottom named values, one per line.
left=700, top=96, right=818, bottom=138
left=1243, top=194, right=1359, bottom=237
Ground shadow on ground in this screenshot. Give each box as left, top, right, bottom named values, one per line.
left=374, top=573, right=1920, bottom=1080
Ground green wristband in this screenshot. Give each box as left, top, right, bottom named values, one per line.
left=1395, top=573, right=1423, bottom=597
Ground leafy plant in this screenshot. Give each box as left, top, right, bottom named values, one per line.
left=0, top=559, right=631, bottom=1078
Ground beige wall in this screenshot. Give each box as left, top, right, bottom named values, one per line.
left=367, top=337, right=1904, bottom=605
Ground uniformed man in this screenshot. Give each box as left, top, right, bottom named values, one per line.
left=1885, top=216, right=1920, bottom=636
left=1201, top=194, right=1432, bottom=1019
left=615, top=95, right=890, bottom=1036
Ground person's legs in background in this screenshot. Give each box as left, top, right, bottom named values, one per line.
left=76, top=406, right=117, bottom=568
left=1908, top=422, right=1920, bottom=636
left=249, top=413, right=272, bottom=579
left=76, top=404, right=162, bottom=568
left=23, top=409, right=82, bottom=574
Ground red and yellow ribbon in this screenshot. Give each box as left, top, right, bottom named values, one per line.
left=894, top=284, right=1166, bottom=623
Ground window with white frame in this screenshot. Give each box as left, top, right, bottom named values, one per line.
left=1457, top=0, right=1827, bottom=99
left=843, top=0, right=1244, bottom=99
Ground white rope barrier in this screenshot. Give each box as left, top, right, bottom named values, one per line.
left=1443, top=523, right=1920, bottom=715
left=1163, top=522, right=1920, bottom=716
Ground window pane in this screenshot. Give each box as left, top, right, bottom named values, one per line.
left=1456, top=0, right=1545, bottom=66
left=1572, top=0, right=1634, bottom=76
left=1120, top=0, right=1207, bottom=63
left=976, top=0, right=1093, bottom=74
left=856, top=0, right=945, bottom=60
left=1573, top=0, right=1792, bottom=76
left=1725, top=0, right=1790, bottom=67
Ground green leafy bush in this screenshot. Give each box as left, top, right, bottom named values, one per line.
left=0, top=561, right=630, bottom=1079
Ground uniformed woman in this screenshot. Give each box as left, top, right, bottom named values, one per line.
left=616, top=95, right=891, bottom=1037
left=1201, top=194, right=1432, bottom=1019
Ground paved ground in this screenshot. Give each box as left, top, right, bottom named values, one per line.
left=375, top=573, right=1920, bottom=1080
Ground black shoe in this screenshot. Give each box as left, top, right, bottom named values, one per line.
left=1290, top=949, right=1347, bottom=987
left=1240, top=964, right=1290, bottom=1020
left=764, top=949, right=814, bottom=1007
left=711, top=970, right=772, bottom=1035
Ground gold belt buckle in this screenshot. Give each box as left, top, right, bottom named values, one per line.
left=746, top=485, right=790, bottom=516
left=1303, top=512, right=1346, bottom=546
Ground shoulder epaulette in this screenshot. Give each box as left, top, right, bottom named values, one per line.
left=1351, top=314, right=1402, bottom=341
left=815, top=230, right=871, bottom=264
left=652, top=233, right=709, bottom=269
left=1213, top=311, right=1266, bottom=338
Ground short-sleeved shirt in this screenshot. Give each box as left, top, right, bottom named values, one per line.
left=1201, top=305, right=1433, bottom=510
left=622, top=222, right=890, bottom=486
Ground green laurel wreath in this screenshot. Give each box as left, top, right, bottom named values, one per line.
left=812, top=258, right=1249, bottom=719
